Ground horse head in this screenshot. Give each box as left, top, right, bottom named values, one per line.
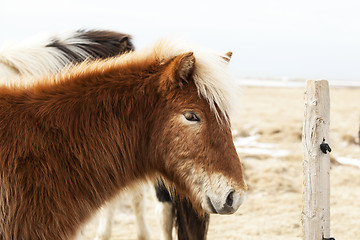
left=150, top=44, right=247, bottom=214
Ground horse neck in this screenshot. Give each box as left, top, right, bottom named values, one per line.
left=2, top=67, right=159, bottom=206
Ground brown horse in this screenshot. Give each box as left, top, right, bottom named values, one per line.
left=0, top=38, right=246, bottom=240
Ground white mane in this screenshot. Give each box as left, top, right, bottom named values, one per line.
left=0, top=31, right=96, bottom=86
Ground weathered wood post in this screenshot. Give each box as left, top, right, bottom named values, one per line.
left=302, top=80, right=331, bottom=240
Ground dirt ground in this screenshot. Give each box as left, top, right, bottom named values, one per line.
left=82, top=86, right=360, bottom=240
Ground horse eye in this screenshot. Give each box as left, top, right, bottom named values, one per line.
left=183, top=112, right=200, bottom=122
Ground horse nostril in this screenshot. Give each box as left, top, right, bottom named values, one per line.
left=225, top=190, right=234, bottom=207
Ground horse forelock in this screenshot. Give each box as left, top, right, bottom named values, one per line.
left=152, top=38, right=240, bottom=123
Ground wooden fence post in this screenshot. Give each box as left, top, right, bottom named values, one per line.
left=302, top=80, right=331, bottom=240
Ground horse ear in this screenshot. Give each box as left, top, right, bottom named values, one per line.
left=176, top=52, right=196, bottom=81
left=159, top=52, right=195, bottom=90
left=222, top=51, right=232, bottom=63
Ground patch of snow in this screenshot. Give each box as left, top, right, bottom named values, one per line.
left=336, top=156, right=360, bottom=168
left=233, top=135, right=290, bottom=158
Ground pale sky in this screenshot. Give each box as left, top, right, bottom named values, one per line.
left=1, top=0, right=360, bottom=81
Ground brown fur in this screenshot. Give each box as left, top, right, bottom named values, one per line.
left=0, top=42, right=245, bottom=239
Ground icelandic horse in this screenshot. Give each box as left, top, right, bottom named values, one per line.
left=0, top=36, right=247, bottom=240
left=0, top=29, right=211, bottom=240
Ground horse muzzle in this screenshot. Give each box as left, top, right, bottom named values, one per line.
left=204, top=188, right=245, bottom=214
